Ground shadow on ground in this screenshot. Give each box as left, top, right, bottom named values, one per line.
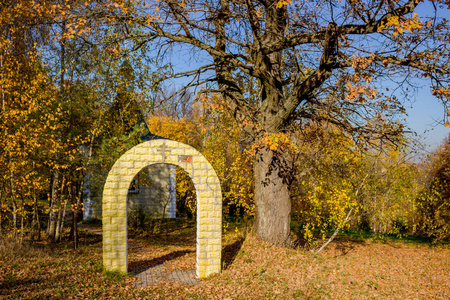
left=128, top=250, right=194, bottom=274
left=222, top=237, right=245, bottom=270
left=128, top=219, right=197, bottom=247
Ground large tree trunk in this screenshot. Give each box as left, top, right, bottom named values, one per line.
left=253, top=146, right=293, bottom=248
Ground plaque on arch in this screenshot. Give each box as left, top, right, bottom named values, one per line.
left=179, top=155, right=193, bottom=163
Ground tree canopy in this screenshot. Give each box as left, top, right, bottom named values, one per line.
left=1, top=0, right=450, bottom=248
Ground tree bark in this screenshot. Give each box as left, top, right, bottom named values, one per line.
left=254, top=146, right=293, bottom=248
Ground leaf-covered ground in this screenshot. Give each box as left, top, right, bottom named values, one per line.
left=1, top=221, right=448, bottom=299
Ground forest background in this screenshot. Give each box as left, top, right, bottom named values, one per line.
left=1, top=0, right=449, bottom=252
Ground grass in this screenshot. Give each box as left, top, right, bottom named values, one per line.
left=340, top=229, right=439, bottom=245
left=1, top=219, right=449, bottom=299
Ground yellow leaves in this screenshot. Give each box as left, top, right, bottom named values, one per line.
left=276, top=0, right=292, bottom=9
left=379, top=13, right=423, bottom=36
left=299, top=175, right=358, bottom=244
left=384, top=16, right=399, bottom=27
left=150, top=94, right=254, bottom=218
left=263, top=133, right=286, bottom=151
left=445, top=121, right=450, bottom=128
left=147, top=115, right=199, bottom=146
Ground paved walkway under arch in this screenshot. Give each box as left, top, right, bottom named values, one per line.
left=79, top=224, right=198, bottom=287
left=128, top=239, right=199, bottom=287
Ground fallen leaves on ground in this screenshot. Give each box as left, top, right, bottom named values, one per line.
left=1, top=224, right=448, bottom=299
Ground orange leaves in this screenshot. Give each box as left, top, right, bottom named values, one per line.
left=345, top=82, right=377, bottom=103
left=431, top=86, right=450, bottom=99
left=262, top=133, right=290, bottom=151
left=378, top=13, right=423, bottom=36
left=350, top=55, right=375, bottom=70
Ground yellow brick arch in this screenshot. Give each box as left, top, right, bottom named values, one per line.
left=102, top=139, right=222, bottom=278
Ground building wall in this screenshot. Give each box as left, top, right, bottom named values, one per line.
left=127, top=164, right=176, bottom=218
left=84, top=164, right=176, bottom=220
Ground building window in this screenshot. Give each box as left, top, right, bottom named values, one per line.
left=128, top=179, right=139, bottom=194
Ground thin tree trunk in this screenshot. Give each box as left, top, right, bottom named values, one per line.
left=49, top=19, right=67, bottom=242
left=31, top=162, right=37, bottom=242
left=37, top=196, right=41, bottom=241
left=9, top=143, right=17, bottom=240
left=20, top=197, right=24, bottom=245
left=314, top=207, right=354, bottom=256
left=253, top=146, right=293, bottom=248
left=0, top=53, right=3, bottom=245
left=47, top=171, right=59, bottom=240
left=55, top=200, right=62, bottom=242
left=12, top=186, right=16, bottom=240
left=31, top=180, right=39, bottom=242
left=314, top=174, right=368, bottom=255
left=72, top=118, right=97, bottom=249
left=57, top=197, right=68, bottom=243
left=55, top=176, right=66, bottom=243
left=73, top=178, right=82, bottom=249
left=31, top=205, right=36, bottom=241
left=6, top=64, right=16, bottom=240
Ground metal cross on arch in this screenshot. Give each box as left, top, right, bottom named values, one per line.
left=156, top=141, right=171, bottom=162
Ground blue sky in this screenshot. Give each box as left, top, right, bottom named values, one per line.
left=405, top=88, right=449, bottom=152
left=402, top=1, right=450, bottom=152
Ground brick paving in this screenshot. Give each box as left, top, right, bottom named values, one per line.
left=131, top=265, right=198, bottom=287
left=78, top=224, right=199, bottom=287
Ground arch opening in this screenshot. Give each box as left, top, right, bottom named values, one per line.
left=126, top=163, right=178, bottom=223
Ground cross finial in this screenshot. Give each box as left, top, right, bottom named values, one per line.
left=156, top=142, right=171, bottom=162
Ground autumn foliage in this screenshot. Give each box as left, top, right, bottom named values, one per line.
left=1, top=0, right=449, bottom=255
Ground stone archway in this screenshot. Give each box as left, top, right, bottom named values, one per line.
left=102, top=139, right=222, bottom=278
